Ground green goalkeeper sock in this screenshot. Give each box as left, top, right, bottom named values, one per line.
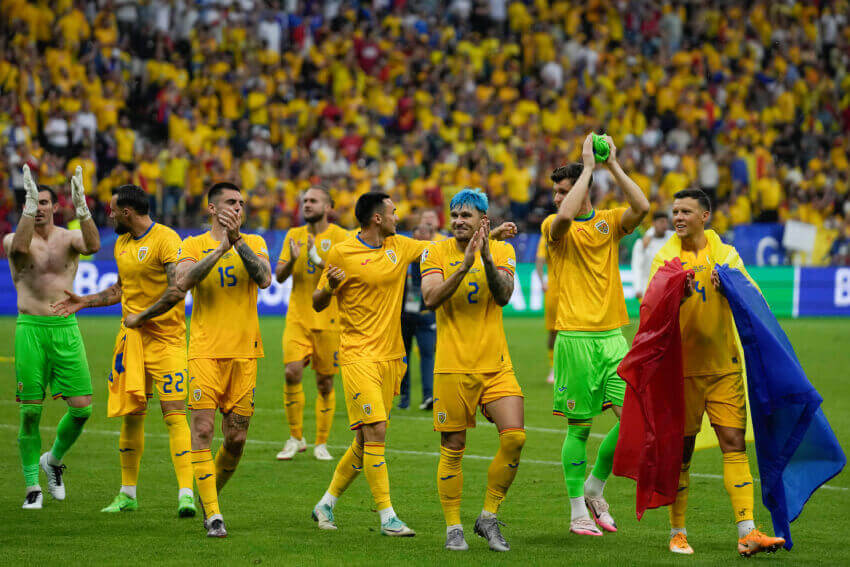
left=51, top=405, right=92, bottom=462
left=589, top=421, right=620, bottom=485
left=18, top=404, right=43, bottom=487
left=561, top=419, right=592, bottom=497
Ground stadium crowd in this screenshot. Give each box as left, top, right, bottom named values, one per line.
left=1, top=0, right=849, bottom=264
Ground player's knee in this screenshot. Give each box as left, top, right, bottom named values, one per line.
left=224, top=430, right=247, bottom=455
left=191, top=419, right=215, bottom=445
left=500, top=428, right=526, bottom=453
left=567, top=421, right=592, bottom=442
left=19, top=403, right=43, bottom=430
left=284, top=365, right=303, bottom=385
left=69, top=404, right=92, bottom=424
left=362, top=421, right=387, bottom=442
left=316, top=374, right=334, bottom=395
left=441, top=432, right=466, bottom=451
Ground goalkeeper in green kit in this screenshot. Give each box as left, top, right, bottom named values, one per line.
left=3, top=165, right=99, bottom=509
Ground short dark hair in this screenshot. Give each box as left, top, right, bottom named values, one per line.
left=652, top=211, right=668, bottom=221
left=37, top=185, right=57, bottom=204
left=355, top=192, right=390, bottom=227
left=208, top=181, right=241, bottom=202
left=304, top=185, right=334, bottom=208
left=113, top=184, right=149, bottom=215
left=673, top=188, right=711, bottom=212
left=551, top=163, right=592, bottom=188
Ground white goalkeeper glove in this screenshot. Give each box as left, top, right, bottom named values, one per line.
left=22, top=164, right=38, bottom=218
left=308, top=243, right=324, bottom=266
left=70, top=166, right=92, bottom=221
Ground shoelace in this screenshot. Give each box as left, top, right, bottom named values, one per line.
left=484, top=519, right=507, bottom=543
left=50, top=464, right=66, bottom=485
left=26, top=491, right=40, bottom=504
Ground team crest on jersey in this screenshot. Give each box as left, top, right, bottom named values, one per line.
left=321, top=239, right=331, bottom=252
left=507, top=258, right=516, bottom=267
left=137, top=247, right=149, bottom=262
left=567, top=399, right=576, bottom=411
left=363, top=404, right=372, bottom=416
left=421, top=249, right=429, bottom=263
left=437, top=411, right=447, bottom=424
left=594, top=220, right=610, bottom=235
left=193, top=388, right=202, bottom=401
left=385, top=249, right=397, bottom=264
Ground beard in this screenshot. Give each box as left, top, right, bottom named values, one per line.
left=114, top=222, right=130, bottom=235
left=303, top=211, right=323, bottom=224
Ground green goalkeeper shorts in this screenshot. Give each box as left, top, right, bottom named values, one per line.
left=15, top=314, right=93, bottom=401
left=553, top=329, right=628, bottom=420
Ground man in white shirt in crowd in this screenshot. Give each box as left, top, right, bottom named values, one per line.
left=631, top=212, right=673, bottom=300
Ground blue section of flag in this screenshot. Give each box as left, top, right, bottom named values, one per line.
left=716, top=265, right=846, bottom=550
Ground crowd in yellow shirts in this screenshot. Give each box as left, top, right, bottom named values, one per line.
left=0, top=0, right=848, bottom=261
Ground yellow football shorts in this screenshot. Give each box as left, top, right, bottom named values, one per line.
left=433, top=368, right=524, bottom=432
left=124, top=331, right=188, bottom=403
left=683, top=371, right=747, bottom=436
left=340, top=358, right=406, bottom=430
left=544, top=287, right=558, bottom=331
left=282, top=320, right=340, bottom=375
left=188, top=358, right=257, bottom=416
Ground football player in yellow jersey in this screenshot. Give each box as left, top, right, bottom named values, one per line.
left=52, top=185, right=196, bottom=518
left=275, top=187, right=349, bottom=462
left=310, top=192, right=517, bottom=537
left=535, top=213, right=558, bottom=385
left=420, top=189, right=525, bottom=552
left=651, top=189, right=785, bottom=557
left=547, top=134, right=649, bottom=536
left=174, top=182, right=271, bottom=538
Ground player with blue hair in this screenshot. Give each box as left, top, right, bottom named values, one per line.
left=420, top=187, right=525, bottom=552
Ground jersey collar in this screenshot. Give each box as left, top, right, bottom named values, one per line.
left=356, top=232, right=381, bottom=249
left=134, top=222, right=155, bottom=240
left=574, top=209, right=595, bottom=222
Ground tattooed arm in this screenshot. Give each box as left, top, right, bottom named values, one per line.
left=51, top=276, right=123, bottom=316
left=124, top=263, right=187, bottom=328
left=234, top=237, right=272, bottom=289
left=479, top=221, right=514, bottom=307
left=176, top=237, right=229, bottom=292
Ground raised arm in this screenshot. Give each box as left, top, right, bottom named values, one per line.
left=479, top=220, right=514, bottom=306
left=51, top=275, right=123, bottom=316
left=421, top=234, right=481, bottom=310
left=276, top=234, right=311, bottom=283
left=602, top=136, right=650, bottom=234
left=8, top=165, right=38, bottom=261
left=313, top=263, right=346, bottom=312
left=69, top=166, right=100, bottom=255
left=175, top=237, right=229, bottom=292
left=123, top=262, right=186, bottom=328
left=550, top=134, right=596, bottom=241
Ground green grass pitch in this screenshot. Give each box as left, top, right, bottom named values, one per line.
left=0, top=316, right=848, bottom=565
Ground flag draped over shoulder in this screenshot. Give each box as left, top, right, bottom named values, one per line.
left=613, top=258, right=690, bottom=519
left=716, top=264, right=845, bottom=550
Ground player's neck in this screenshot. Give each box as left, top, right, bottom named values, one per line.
left=209, top=221, right=229, bottom=243
left=307, top=217, right=329, bottom=235
left=128, top=216, right=154, bottom=238
left=577, top=201, right=594, bottom=218
left=680, top=231, right=707, bottom=252
left=358, top=226, right=384, bottom=247
left=454, top=237, right=471, bottom=252
left=33, top=223, right=53, bottom=240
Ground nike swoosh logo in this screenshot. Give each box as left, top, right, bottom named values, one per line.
left=571, top=460, right=586, bottom=466
left=199, top=474, right=213, bottom=480
left=372, top=461, right=385, bottom=468
left=440, top=474, right=457, bottom=480
left=734, top=482, right=752, bottom=488
left=174, top=451, right=189, bottom=457
left=557, top=386, right=568, bottom=392
left=118, top=448, right=134, bottom=453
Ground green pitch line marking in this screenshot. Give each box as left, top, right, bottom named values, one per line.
left=0, top=423, right=845, bottom=492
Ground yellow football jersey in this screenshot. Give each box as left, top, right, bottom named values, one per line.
left=421, top=238, right=516, bottom=373
left=179, top=232, right=269, bottom=359
left=539, top=213, right=560, bottom=285
left=280, top=223, right=350, bottom=330
left=114, top=222, right=185, bottom=343
left=317, top=234, right=427, bottom=364
left=679, top=243, right=741, bottom=378
left=546, top=208, right=630, bottom=331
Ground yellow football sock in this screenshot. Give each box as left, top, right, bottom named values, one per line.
left=438, top=446, right=464, bottom=526
left=214, top=444, right=242, bottom=493
left=547, top=347, right=554, bottom=369
left=484, top=428, right=526, bottom=514
left=163, top=410, right=193, bottom=491
left=328, top=438, right=363, bottom=497
left=119, top=413, right=145, bottom=487
left=363, top=441, right=391, bottom=511
left=669, top=460, right=691, bottom=529
left=284, top=383, right=305, bottom=440
left=723, top=451, right=754, bottom=523
left=192, top=449, right=219, bottom=518
left=316, top=390, right=335, bottom=445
